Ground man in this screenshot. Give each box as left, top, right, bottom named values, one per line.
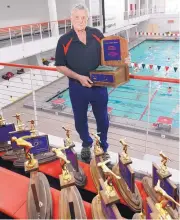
left=55, top=4, right=129, bottom=163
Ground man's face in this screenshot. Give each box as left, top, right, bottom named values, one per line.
left=71, top=9, right=88, bottom=31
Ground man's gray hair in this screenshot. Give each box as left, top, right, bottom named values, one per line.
left=71, top=3, right=89, bottom=17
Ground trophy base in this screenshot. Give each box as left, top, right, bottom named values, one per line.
left=157, top=169, right=172, bottom=179
left=142, top=176, right=179, bottom=219
left=60, top=185, right=87, bottom=219
left=60, top=172, right=75, bottom=189
left=1, top=149, right=24, bottom=161
left=90, top=156, right=105, bottom=191
left=0, top=142, right=12, bottom=152
left=67, top=163, right=87, bottom=187
left=27, top=172, right=53, bottom=219
left=120, top=157, right=132, bottom=165
left=64, top=140, right=75, bottom=149
left=13, top=152, right=57, bottom=167
left=112, top=164, right=142, bottom=212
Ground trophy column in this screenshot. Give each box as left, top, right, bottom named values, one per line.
left=12, top=136, right=53, bottom=219
left=112, top=139, right=142, bottom=212
left=62, top=126, right=87, bottom=187
left=52, top=148, right=87, bottom=219
left=142, top=151, right=179, bottom=219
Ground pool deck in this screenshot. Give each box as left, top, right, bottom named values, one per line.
left=2, top=76, right=179, bottom=170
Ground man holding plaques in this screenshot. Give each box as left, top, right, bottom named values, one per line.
left=55, top=4, right=130, bottom=163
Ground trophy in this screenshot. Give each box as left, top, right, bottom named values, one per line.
left=2, top=113, right=31, bottom=160
left=112, top=139, right=142, bottom=212
left=91, top=159, right=123, bottom=219
left=90, top=132, right=110, bottom=191
left=12, top=120, right=56, bottom=167
left=52, top=148, right=87, bottom=219
left=62, top=126, right=87, bottom=187
left=142, top=151, right=179, bottom=218
left=12, top=136, right=53, bottom=219
left=0, top=114, right=15, bottom=152
left=90, top=36, right=129, bottom=87
left=146, top=180, right=180, bottom=219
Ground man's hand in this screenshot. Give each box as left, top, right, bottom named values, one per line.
left=77, top=75, right=93, bottom=88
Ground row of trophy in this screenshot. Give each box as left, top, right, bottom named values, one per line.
left=1, top=114, right=180, bottom=219
left=89, top=133, right=180, bottom=219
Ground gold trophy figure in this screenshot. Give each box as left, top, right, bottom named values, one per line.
left=91, top=132, right=104, bottom=156
left=0, top=115, right=5, bottom=126
left=62, top=126, right=74, bottom=147
left=159, top=151, right=171, bottom=177
left=52, top=148, right=72, bottom=182
left=98, top=159, right=121, bottom=198
left=154, top=180, right=180, bottom=219
left=11, top=136, right=37, bottom=170
left=28, top=120, right=38, bottom=137
left=119, top=138, right=131, bottom=164
left=13, top=113, right=24, bottom=131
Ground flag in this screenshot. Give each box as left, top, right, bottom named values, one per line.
left=138, top=63, right=142, bottom=69
left=149, top=64, right=153, bottom=70
left=157, top=66, right=161, bottom=71
left=134, top=63, right=138, bottom=68
left=153, top=65, right=157, bottom=70
left=165, top=66, right=169, bottom=71
left=142, top=64, right=146, bottom=69
left=174, top=67, right=178, bottom=72
left=146, top=64, right=149, bottom=69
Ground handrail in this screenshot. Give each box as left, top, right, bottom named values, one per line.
left=0, top=15, right=101, bottom=31
left=0, top=62, right=179, bottom=84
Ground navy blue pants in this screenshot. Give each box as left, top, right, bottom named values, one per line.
left=69, top=80, right=109, bottom=152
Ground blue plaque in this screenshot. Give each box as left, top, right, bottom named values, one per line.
left=101, top=196, right=117, bottom=219
left=0, top=124, right=15, bottom=142
left=103, top=39, right=121, bottom=61
left=146, top=197, right=153, bottom=219
left=9, top=130, right=31, bottom=150
left=153, top=163, right=177, bottom=208
left=90, top=74, right=114, bottom=83
left=119, top=156, right=135, bottom=193
left=65, top=148, right=79, bottom=172
left=25, top=135, right=50, bottom=155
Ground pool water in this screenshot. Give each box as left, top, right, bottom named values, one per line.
left=51, top=40, right=180, bottom=128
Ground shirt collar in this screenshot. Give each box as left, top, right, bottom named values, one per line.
left=72, top=26, right=89, bottom=42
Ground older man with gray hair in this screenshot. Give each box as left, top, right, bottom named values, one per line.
left=55, top=4, right=119, bottom=165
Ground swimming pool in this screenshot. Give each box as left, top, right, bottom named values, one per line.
left=50, top=40, right=179, bottom=128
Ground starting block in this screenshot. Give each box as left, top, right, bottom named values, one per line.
left=51, top=98, right=66, bottom=111
left=153, top=116, right=173, bottom=132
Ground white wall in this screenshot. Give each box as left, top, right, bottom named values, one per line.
left=0, top=0, right=49, bottom=28
left=104, top=0, right=125, bottom=32
left=148, top=14, right=179, bottom=32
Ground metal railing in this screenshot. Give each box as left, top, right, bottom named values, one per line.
left=0, top=62, right=179, bottom=169
left=0, top=15, right=102, bottom=48
left=124, top=7, right=180, bottom=20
